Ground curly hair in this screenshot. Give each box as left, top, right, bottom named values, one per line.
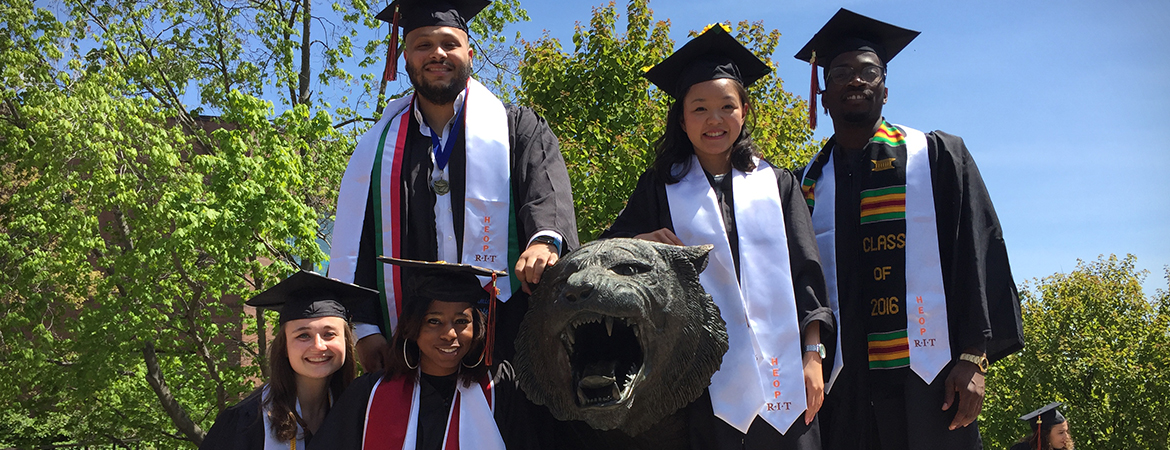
left=651, top=79, right=760, bottom=184
left=264, top=321, right=356, bottom=442
left=385, top=298, right=490, bottom=386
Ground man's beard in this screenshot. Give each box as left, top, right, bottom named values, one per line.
left=406, top=59, right=472, bottom=105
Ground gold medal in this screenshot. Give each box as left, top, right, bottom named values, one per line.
left=433, top=179, right=450, bottom=196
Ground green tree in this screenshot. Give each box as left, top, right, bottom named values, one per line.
left=981, top=255, right=1170, bottom=449
left=517, top=0, right=818, bottom=241
left=0, top=0, right=525, bottom=447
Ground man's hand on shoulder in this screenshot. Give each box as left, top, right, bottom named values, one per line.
left=516, top=241, right=558, bottom=294
left=355, top=334, right=391, bottom=374
left=942, top=358, right=985, bottom=430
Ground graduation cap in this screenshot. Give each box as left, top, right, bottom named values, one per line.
left=378, top=257, right=507, bottom=364
left=1019, top=401, right=1067, bottom=430
left=375, top=0, right=491, bottom=82
left=794, top=9, right=920, bottom=130
left=642, top=24, right=771, bottom=100
left=246, top=271, right=379, bottom=324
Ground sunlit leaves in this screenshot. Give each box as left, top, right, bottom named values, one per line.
left=982, top=255, right=1170, bottom=449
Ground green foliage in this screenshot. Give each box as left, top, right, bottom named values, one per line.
left=982, top=255, right=1170, bottom=449
left=517, top=0, right=818, bottom=241
left=0, top=0, right=518, bottom=447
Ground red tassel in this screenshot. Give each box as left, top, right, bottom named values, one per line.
left=1036, top=418, right=1042, bottom=450
left=484, top=273, right=498, bottom=367
left=383, top=8, right=400, bottom=82
left=809, top=51, right=818, bottom=131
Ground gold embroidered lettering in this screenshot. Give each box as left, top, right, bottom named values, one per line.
left=870, top=296, right=901, bottom=316
left=862, top=233, right=906, bottom=253
left=874, top=266, right=892, bottom=281
left=871, top=158, right=896, bottom=172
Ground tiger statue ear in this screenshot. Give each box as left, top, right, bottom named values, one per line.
left=660, top=243, right=713, bottom=275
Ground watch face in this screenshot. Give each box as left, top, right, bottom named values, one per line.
left=818, top=344, right=826, bottom=359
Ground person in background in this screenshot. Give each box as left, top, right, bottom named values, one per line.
left=201, top=271, right=376, bottom=450
left=1011, top=402, right=1074, bottom=450
left=794, top=8, right=1024, bottom=450
left=602, top=24, right=834, bottom=449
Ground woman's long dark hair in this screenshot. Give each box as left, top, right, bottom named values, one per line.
left=385, top=298, right=490, bottom=386
left=1016, top=425, right=1074, bottom=450
left=264, top=321, right=357, bottom=442
left=652, top=79, right=760, bottom=184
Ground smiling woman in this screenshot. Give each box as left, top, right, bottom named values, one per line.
left=309, top=258, right=545, bottom=450
left=601, top=24, right=836, bottom=450
left=200, top=271, right=374, bottom=450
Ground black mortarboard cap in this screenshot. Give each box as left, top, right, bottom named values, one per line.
left=1019, top=402, right=1067, bottom=429
left=246, top=271, right=379, bottom=324
left=378, top=257, right=507, bottom=364
left=373, top=0, right=489, bottom=82
left=377, top=257, right=505, bottom=306
left=793, top=9, right=918, bottom=130
left=376, top=0, right=490, bottom=35
left=794, top=8, right=920, bottom=68
left=643, top=24, right=771, bottom=100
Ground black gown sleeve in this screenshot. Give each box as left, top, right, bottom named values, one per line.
left=928, top=132, right=1023, bottom=362
left=775, top=167, right=837, bottom=377
left=600, top=169, right=670, bottom=239
left=506, top=105, right=580, bottom=251
left=200, top=389, right=265, bottom=450
left=307, top=373, right=380, bottom=450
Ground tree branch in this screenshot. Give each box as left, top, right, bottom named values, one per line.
left=143, top=341, right=205, bottom=445
left=297, top=0, right=312, bottom=105
left=171, top=251, right=228, bottom=410
left=332, top=116, right=378, bottom=129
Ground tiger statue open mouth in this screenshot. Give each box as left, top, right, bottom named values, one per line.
left=515, top=238, right=728, bottom=435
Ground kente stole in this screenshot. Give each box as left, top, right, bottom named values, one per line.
left=362, top=373, right=502, bottom=450
left=802, top=122, right=951, bottom=386
left=330, top=78, right=517, bottom=332
left=665, top=156, right=806, bottom=434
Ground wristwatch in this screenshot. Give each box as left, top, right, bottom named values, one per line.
left=805, top=343, right=826, bottom=359
left=531, top=235, right=560, bottom=253
left=959, top=353, right=989, bottom=373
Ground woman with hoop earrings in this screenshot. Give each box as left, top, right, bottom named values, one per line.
left=310, top=258, right=541, bottom=450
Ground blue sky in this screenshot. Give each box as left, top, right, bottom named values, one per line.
left=495, top=0, right=1170, bottom=293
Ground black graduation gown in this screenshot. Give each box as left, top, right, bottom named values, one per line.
left=350, top=104, right=579, bottom=360
left=200, top=389, right=265, bottom=450
left=813, top=130, right=1024, bottom=450
left=600, top=163, right=835, bottom=450
left=307, top=362, right=541, bottom=450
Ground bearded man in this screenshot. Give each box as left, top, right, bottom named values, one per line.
left=328, top=0, right=578, bottom=372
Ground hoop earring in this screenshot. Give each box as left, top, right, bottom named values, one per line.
left=403, top=340, right=418, bottom=370
left=462, top=348, right=485, bottom=369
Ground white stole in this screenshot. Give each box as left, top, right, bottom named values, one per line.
left=803, top=125, right=951, bottom=386
left=665, top=156, right=806, bottom=434
left=329, top=78, right=513, bottom=332
left=260, top=385, right=333, bottom=450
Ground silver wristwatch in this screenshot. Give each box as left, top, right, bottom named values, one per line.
left=805, top=343, right=826, bottom=359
